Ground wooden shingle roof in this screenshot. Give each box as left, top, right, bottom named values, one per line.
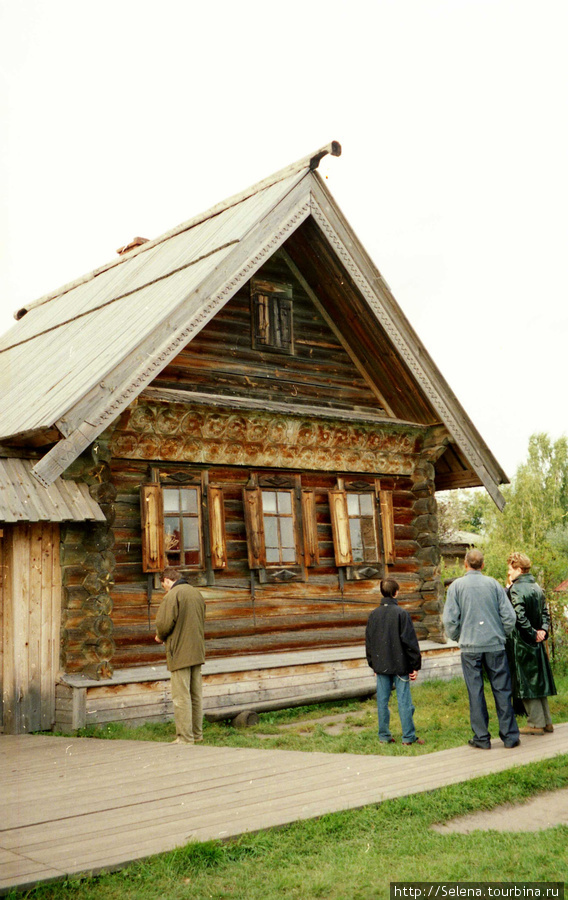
left=0, top=458, right=105, bottom=523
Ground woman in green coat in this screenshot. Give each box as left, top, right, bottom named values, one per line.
left=506, top=552, right=556, bottom=735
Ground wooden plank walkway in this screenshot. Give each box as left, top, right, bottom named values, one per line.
left=2, top=726, right=568, bottom=894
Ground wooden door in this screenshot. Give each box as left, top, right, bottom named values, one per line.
left=1, top=523, right=62, bottom=734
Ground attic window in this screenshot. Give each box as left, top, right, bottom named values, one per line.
left=251, top=279, right=293, bottom=354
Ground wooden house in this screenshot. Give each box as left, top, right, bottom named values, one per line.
left=0, top=142, right=508, bottom=734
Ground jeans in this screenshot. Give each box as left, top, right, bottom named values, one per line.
left=461, top=650, right=520, bottom=747
left=376, top=673, right=416, bottom=743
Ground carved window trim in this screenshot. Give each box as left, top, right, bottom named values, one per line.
left=140, top=470, right=227, bottom=576
left=251, top=279, right=294, bottom=355
left=242, top=473, right=309, bottom=584
left=328, top=479, right=395, bottom=581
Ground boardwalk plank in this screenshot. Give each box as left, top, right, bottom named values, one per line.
left=2, top=729, right=568, bottom=893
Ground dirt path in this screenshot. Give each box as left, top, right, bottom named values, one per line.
left=432, top=787, right=568, bottom=833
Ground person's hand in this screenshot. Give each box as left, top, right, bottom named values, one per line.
left=535, top=629, right=546, bottom=643
left=154, top=634, right=162, bottom=643
left=409, top=670, right=418, bottom=681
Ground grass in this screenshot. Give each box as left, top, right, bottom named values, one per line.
left=10, top=757, right=568, bottom=900
left=68, top=673, right=568, bottom=758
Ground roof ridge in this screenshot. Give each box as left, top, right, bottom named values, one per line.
left=14, top=141, right=341, bottom=321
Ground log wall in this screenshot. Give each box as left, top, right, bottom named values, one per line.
left=55, top=414, right=444, bottom=678
left=98, top=445, right=444, bottom=674
left=59, top=442, right=117, bottom=679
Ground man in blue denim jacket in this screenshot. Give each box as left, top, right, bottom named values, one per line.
left=443, top=549, right=520, bottom=749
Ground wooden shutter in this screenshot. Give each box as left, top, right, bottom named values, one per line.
left=251, top=280, right=293, bottom=354
left=379, top=490, right=396, bottom=565
left=140, top=483, right=165, bottom=572
left=301, top=489, right=319, bottom=567
left=208, top=487, right=227, bottom=569
left=254, top=294, right=271, bottom=345
left=242, top=486, right=266, bottom=569
left=328, top=490, right=353, bottom=566
left=278, top=297, right=293, bottom=352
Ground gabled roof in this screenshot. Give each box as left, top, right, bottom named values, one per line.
left=0, top=141, right=508, bottom=508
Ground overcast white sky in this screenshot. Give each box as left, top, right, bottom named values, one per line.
left=1, top=0, right=566, bottom=481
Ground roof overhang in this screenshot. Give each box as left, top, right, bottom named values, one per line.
left=0, top=458, right=106, bottom=523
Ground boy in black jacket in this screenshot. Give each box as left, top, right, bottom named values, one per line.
left=365, top=578, right=423, bottom=745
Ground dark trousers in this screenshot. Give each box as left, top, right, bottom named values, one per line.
left=461, top=650, right=520, bottom=747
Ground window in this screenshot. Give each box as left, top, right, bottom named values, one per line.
left=347, top=492, right=379, bottom=563
left=242, top=476, right=308, bottom=583
left=251, top=279, right=293, bottom=354
left=163, top=486, right=202, bottom=567
left=140, top=478, right=227, bottom=575
left=329, top=483, right=395, bottom=580
left=261, top=490, right=297, bottom=566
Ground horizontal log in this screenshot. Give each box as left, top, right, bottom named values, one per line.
left=203, top=661, right=370, bottom=691
left=85, top=701, right=171, bottom=723
left=85, top=681, right=169, bottom=700
left=206, top=626, right=365, bottom=655
left=109, top=649, right=164, bottom=668
left=63, top=614, right=114, bottom=636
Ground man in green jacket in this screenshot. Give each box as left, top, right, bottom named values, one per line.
left=155, top=567, right=206, bottom=744
left=506, top=552, right=556, bottom=735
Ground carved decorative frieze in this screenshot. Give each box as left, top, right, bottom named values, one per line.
left=111, top=401, right=423, bottom=474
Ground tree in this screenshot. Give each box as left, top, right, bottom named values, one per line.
left=480, top=433, right=568, bottom=590
left=437, top=488, right=490, bottom=540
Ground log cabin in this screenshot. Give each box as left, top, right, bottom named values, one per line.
left=0, top=142, right=508, bottom=734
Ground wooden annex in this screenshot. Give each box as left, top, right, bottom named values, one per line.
left=0, top=143, right=508, bottom=734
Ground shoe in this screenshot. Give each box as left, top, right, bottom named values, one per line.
left=468, top=739, right=491, bottom=750
left=519, top=725, right=544, bottom=735
left=194, top=737, right=204, bottom=743
left=380, top=738, right=395, bottom=743
left=504, top=740, right=521, bottom=748
left=402, top=738, right=425, bottom=746
left=544, top=724, right=554, bottom=733
left=171, top=738, right=194, bottom=745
